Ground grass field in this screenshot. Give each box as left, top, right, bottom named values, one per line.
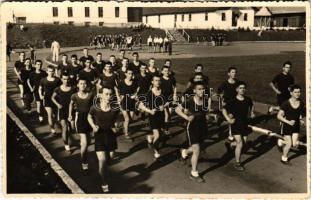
left=141, top=52, right=305, bottom=104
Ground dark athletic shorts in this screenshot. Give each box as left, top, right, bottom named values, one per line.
left=281, top=121, right=300, bottom=135
left=75, top=112, right=91, bottom=134
left=57, top=107, right=70, bottom=121
left=231, top=119, right=252, bottom=136
left=149, top=111, right=165, bottom=130
left=121, top=97, right=136, bottom=112
left=95, top=128, right=117, bottom=152
left=186, top=119, right=207, bottom=146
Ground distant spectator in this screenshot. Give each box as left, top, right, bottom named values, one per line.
left=7, top=43, right=13, bottom=61
left=42, top=40, right=47, bottom=48
left=164, top=36, right=169, bottom=52
left=27, top=44, right=36, bottom=63
left=147, top=35, right=153, bottom=53
left=51, top=40, right=60, bottom=62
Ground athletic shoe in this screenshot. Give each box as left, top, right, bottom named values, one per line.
left=189, top=174, right=205, bottom=183
left=101, top=185, right=109, bottom=193
left=228, top=135, right=234, bottom=142
left=280, top=159, right=292, bottom=166
left=154, top=152, right=161, bottom=159
left=51, top=129, right=56, bottom=135
left=267, top=106, right=273, bottom=115
left=180, top=148, right=188, bottom=159
left=64, top=145, right=71, bottom=151
left=38, top=116, right=44, bottom=123
left=81, top=163, right=89, bottom=175
left=234, top=163, right=245, bottom=171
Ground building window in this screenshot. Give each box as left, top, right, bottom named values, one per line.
left=68, top=21, right=74, bottom=25
left=158, top=15, right=161, bottom=23
left=68, top=7, right=73, bottom=17
left=221, top=13, right=226, bottom=21
left=189, top=14, right=192, bottom=21
left=53, top=21, right=59, bottom=25
left=205, top=12, right=208, bottom=21
left=244, top=13, right=248, bottom=21
left=174, top=14, right=177, bottom=22
left=182, top=14, right=184, bottom=22
left=85, top=7, right=90, bottom=17
left=85, top=22, right=91, bottom=26
left=98, top=7, right=103, bottom=18
left=146, top=16, right=148, bottom=24
left=99, top=22, right=104, bottom=26
left=115, top=7, right=120, bottom=18
left=52, top=7, right=58, bottom=17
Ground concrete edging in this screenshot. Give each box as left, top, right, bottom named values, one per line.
left=7, top=107, right=84, bottom=194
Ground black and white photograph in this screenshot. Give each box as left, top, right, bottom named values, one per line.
left=1, top=0, right=310, bottom=197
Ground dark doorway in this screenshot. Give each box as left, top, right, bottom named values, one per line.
left=283, top=18, right=288, bottom=27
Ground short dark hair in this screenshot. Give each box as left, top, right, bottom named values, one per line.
left=35, top=60, right=42, bottom=65
left=132, top=52, right=139, bottom=56
left=152, top=74, right=161, bottom=80
left=194, top=72, right=203, bottom=77
left=25, top=58, right=31, bottom=62
left=195, top=64, right=203, bottom=69
left=110, top=55, right=116, bottom=58
left=141, top=63, right=147, bottom=67
left=162, top=65, right=169, bottom=70
left=236, top=81, right=247, bottom=88
left=62, top=54, right=68, bottom=57
left=164, top=59, right=171, bottom=63
left=97, top=52, right=102, bottom=56
left=71, top=54, right=78, bottom=59
left=283, top=61, right=292, bottom=67
left=99, top=86, right=113, bottom=93
left=78, top=78, right=87, bottom=83
left=289, top=84, right=301, bottom=92
left=228, top=67, right=237, bottom=73
left=105, top=61, right=112, bottom=66
left=193, top=81, right=205, bottom=88
left=47, top=65, right=55, bottom=71
left=125, top=68, right=133, bottom=73
left=61, top=72, right=69, bottom=78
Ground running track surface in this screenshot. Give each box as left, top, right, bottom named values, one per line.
left=6, top=43, right=307, bottom=194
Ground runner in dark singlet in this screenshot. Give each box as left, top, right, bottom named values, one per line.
left=38, top=65, right=62, bottom=134
left=68, top=78, right=94, bottom=174
left=68, top=54, right=83, bottom=86
left=52, top=73, right=76, bottom=151
left=92, top=52, right=105, bottom=78
left=277, top=84, right=305, bottom=165
left=268, top=61, right=295, bottom=114
left=128, top=52, right=144, bottom=76
left=160, top=65, right=177, bottom=135
left=56, top=54, right=70, bottom=77
left=97, top=62, right=118, bottom=94
left=116, top=58, right=129, bottom=81
left=88, top=86, right=119, bottom=193
left=138, top=75, right=166, bottom=159
left=147, top=58, right=160, bottom=78
left=27, top=60, right=47, bottom=122
left=78, top=58, right=97, bottom=91
left=176, top=81, right=210, bottom=183
left=20, top=58, right=34, bottom=113
left=222, top=81, right=255, bottom=171
left=14, top=52, right=26, bottom=106
left=117, top=68, right=139, bottom=141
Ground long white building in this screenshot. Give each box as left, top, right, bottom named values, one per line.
left=1, top=1, right=306, bottom=30
left=142, top=7, right=306, bottom=30
left=2, top=1, right=143, bottom=26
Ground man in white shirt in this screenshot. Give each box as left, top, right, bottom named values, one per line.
left=51, top=40, right=60, bottom=62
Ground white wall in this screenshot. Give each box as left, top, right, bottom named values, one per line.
left=236, top=9, right=255, bottom=29
left=2, top=1, right=128, bottom=25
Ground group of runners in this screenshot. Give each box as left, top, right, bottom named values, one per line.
left=90, top=34, right=143, bottom=51
left=13, top=48, right=305, bottom=193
